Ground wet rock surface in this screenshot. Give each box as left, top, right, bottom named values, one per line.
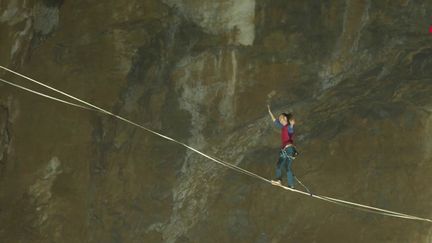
left=1, top=0, right=432, bottom=242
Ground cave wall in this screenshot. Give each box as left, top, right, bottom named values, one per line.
left=1, top=0, right=432, bottom=242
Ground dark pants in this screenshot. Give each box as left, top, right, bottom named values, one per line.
left=275, top=146, right=295, bottom=187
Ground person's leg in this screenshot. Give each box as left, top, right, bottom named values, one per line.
left=285, top=147, right=295, bottom=188
left=272, top=150, right=288, bottom=186
left=286, top=157, right=294, bottom=188
left=275, top=150, right=284, bottom=182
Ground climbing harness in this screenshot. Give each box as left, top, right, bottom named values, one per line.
left=0, top=65, right=431, bottom=223
left=281, top=147, right=297, bottom=160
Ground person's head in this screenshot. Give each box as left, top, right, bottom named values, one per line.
left=278, top=113, right=295, bottom=126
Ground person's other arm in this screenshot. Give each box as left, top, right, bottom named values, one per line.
left=288, top=124, right=294, bottom=134
left=288, top=120, right=295, bottom=136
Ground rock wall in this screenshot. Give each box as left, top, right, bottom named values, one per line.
left=1, top=0, right=432, bottom=242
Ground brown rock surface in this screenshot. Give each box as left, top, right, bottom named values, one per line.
left=1, top=0, right=431, bottom=242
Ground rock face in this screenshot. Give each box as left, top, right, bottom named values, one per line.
left=1, top=0, right=432, bottom=242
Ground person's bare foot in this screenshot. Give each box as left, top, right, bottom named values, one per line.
left=271, top=180, right=282, bottom=186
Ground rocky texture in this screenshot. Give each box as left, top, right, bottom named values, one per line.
left=0, top=104, right=11, bottom=179
left=1, top=0, right=432, bottom=242
left=163, top=0, right=256, bottom=45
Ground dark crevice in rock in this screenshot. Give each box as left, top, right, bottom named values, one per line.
left=30, top=1, right=62, bottom=50
left=410, top=48, right=432, bottom=76
left=0, top=104, right=11, bottom=180
left=90, top=116, right=113, bottom=176
left=42, top=0, right=65, bottom=8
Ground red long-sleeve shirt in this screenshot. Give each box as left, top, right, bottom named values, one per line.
left=274, top=119, right=294, bottom=148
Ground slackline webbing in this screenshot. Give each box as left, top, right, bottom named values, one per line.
left=0, top=65, right=431, bottom=223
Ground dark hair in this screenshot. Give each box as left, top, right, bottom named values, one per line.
left=281, top=113, right=293, bottom=120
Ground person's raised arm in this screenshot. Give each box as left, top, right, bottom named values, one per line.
left=268, top=104, right=283, bottom=129
left=267, top=104, right=276, bottom=121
